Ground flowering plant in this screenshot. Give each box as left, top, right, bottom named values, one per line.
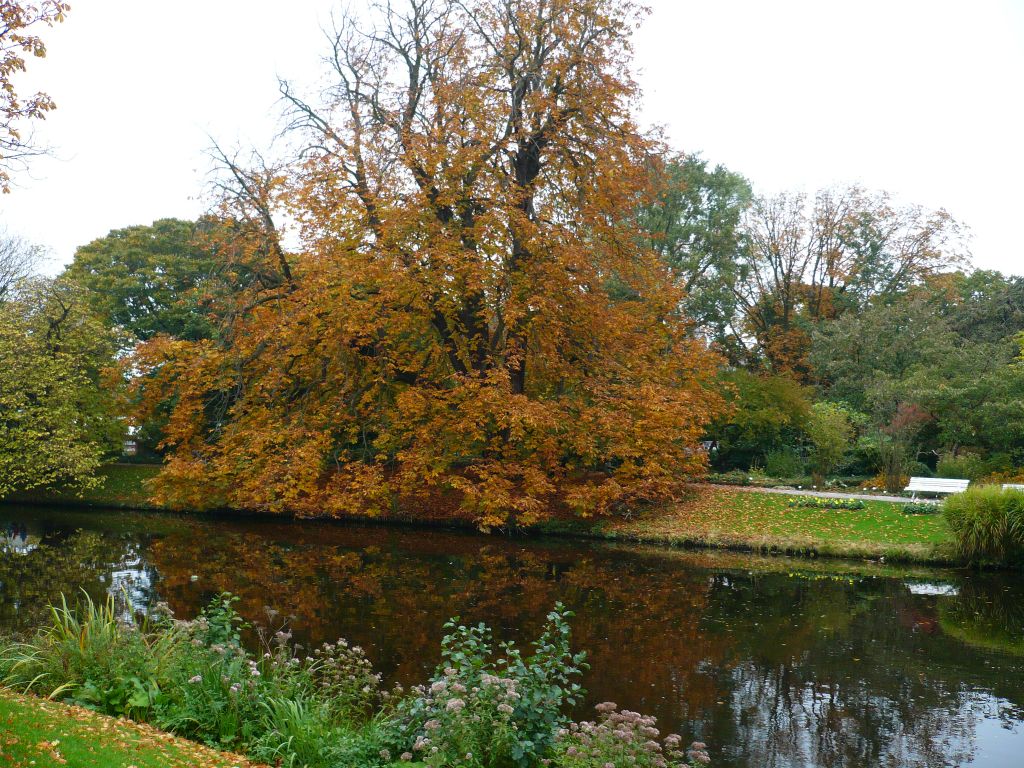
left=553, top=702, right=710, bottom=768
left=787, top=497, right=865, bottom=510
left=401, top=603, right=587, bottom=768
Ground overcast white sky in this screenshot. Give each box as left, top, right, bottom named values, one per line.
left=2, top=0, right=1022, bottom=275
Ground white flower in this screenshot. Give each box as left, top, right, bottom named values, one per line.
left=188, top=675, right=202, bottom=684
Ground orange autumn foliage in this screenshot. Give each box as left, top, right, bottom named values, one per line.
left=130, top=0, right=724, bottom=527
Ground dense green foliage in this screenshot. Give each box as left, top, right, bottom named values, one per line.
left=0, top=594, right=707, bottom=768
left=639, top=155, right=751, bottom=345
left=0, top=279, right=123, bottom=499
left=701, top=271, right=1024, bottom=483
left=63, top=218, right=219, bottom=343
left=943, top=486, right=1024, bottom=565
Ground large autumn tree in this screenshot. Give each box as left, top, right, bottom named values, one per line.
left=133, top=0, right=724, bottom=526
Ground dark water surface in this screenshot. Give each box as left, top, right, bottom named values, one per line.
left=1, top=505, right=1023, bottom=768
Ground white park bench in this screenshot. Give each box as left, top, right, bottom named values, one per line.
left=1003, top=483, right=1024, bottom=492
left=904, top=477, right=969, bottom=500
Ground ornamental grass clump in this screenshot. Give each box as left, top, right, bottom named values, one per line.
left=0, top=591, right=177, bottom=718
left=553, top=702, right=710, bottom=767
left=944, top=486, right=1024, bottom=565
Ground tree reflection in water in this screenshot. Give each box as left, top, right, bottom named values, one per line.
left=1, top=506, right=1022, bottom=768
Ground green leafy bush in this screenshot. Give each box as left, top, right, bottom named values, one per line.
left=0, top=591, right=176, bottom=718
left=937, top=453, right=987, bottom=481
left=943, top=486, right=1024, bottom=565
left=0, top=592, right=394, bottom=766
left=401, top=603, right=587, bottom=768
left=0, top=595, right=703, bottom=768
left=705, top=470, right=752, bottom=486
left=903, top=501, right=942, bottom=515
left=764, top=449, right=805, bottom=479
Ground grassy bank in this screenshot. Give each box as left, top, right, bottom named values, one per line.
left=540, top=485, right=954, bottom=564
left=9, top=464, right=954, bottom=563
left=8, top=464, right=163, bottom=509
left=0, top=688, right=263, bottom=768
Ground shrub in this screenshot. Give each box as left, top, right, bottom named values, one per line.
left=705, top=470, right=750, bottom=486
left=0, top=592, right=394, bottom=766
left=400, top=603, right=587, bottom=768
left=943, top=486, right=1024, bottom=565
left=764, top=449, right=805, bottom=479
left=805, top=402, right=854, bottom=485
left=0, top=595, right=707, bottom=768
left=903, top=501, right=942, bottom=515
left=936, top=453, right=987, bottom=481
left=552, top=702, right=710, bottom=767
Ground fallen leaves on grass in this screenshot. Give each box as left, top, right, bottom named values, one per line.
left=0, top=688, right=266, bottom=768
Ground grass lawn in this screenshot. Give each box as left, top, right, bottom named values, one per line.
left=583, top=484, right=954, bottom=563
left=0, top=688, right=263, bottom=768
left=8, top=464, right=161, bottom=509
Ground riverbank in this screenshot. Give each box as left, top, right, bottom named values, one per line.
left=0, top=688, right=264, bottom=768
left=542, top=484, right=953, bottom=564
left=8, top=464, right=955, bottom=564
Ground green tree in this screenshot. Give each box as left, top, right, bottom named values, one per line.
left=63, top=218, right=218, bottom=342
left=0, top=279, right=123, bottom=498
left=938, top=270, right=1024, bottom=345
left=710, top=369, right=812, bottom=470
left=805, top=402, right=854, bottom=485
left=810, top=294, right=960, bottom=413
left=894, top=346, right=1024, bottom=458
left=639, top=155, right=751, bottom=349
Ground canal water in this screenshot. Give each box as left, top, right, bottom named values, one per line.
left=1, top=505, right=1022, bottom=768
